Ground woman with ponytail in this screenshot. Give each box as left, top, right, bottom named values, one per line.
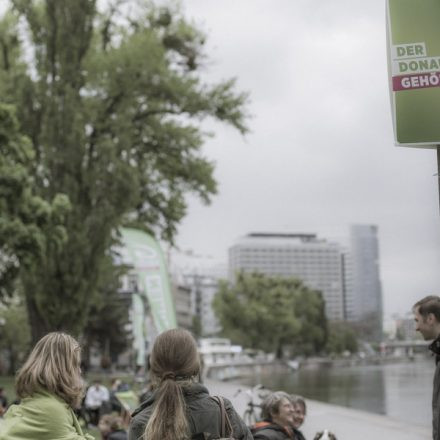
left=128, top=329, right=252, bottom=440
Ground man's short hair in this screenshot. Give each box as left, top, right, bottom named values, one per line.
left=261, top=391, right=291, bottom=421
left=413, top=296, right=440, bottom=322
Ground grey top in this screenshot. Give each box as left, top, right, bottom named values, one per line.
left=128, top=382, right=252, bottom=440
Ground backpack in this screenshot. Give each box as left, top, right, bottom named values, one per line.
left=191, top=396, right=237, bottom=440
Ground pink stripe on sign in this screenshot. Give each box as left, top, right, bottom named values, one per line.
left=393, top=72, right=440, bottom=91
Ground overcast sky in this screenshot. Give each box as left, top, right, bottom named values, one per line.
left=169, top=0, right=440, bottom=322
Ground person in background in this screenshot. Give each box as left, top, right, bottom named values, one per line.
left=85, top=378, right=110, bottom=426
left=290, top=395, right=307, bottom=440
left=0, top=332, right=93, bottom=440
left=0, top=388, right=7, bottom=417
left=111, top=379, right=122, bottom=392
left=251, top=391, right=296, bottom=439
left=99, top=413, right=128, bottom=440
left=413, top=295, right=440, bottom=440
left=128, top=328, right=252, bottom=440
left=109, top=379, right=123, bottom=413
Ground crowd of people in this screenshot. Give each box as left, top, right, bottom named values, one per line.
left=0, top=329, right=335, bottom=440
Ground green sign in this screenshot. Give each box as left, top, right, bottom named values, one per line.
left=386, top=0, right=440, bottom=147
left=120, top=228, right=176, bottom=365
left=114, top=390, right=139, bottom=413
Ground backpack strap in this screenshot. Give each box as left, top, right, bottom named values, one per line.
left=212, top=396, right=233, bottom=438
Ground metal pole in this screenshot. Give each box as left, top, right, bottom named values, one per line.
left=438, top=146, right=440, bottom=214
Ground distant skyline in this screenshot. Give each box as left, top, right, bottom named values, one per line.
left=171, top=0, right=440, bottom=322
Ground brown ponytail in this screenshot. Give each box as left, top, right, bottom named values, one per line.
left=144, top=329, right=200, bottom=440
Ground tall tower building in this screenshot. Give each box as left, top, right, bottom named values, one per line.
left=228, top=233, right=346, bottom=321
left=349, top=224, right=383, bottom=340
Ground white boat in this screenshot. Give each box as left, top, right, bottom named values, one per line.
left=198, top=337, right=245, bottom=366
left=198, top=338, right=277, bottom=381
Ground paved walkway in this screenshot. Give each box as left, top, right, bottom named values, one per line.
left=205, top=379, right=431, bottom=440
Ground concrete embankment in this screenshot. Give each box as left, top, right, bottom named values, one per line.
left=205, top=379, right=431, bottom=440
left=206, top=360, right=289, bottom=381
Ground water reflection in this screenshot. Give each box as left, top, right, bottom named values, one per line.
left=241, top=357, right=433, bottom=426
left=382, top=358, right=433, bottom=425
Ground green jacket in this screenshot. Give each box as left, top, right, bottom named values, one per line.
left=0, top=390, right=94, bottom=440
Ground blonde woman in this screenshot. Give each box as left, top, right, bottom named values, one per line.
left=129, top=328, right=252, bottom=440
left=0, top=332, right=93, bottom=440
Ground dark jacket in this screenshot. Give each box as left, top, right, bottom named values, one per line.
left=293, top=428, right=306, bottom=440
left=128, top=383, right=252, bottom=440
left=251, top=421, right=295, bottom=440
left=430, top=337, right=440, bottom=440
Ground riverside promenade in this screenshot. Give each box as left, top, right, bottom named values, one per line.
left=205, top=379, right=431, bottom=440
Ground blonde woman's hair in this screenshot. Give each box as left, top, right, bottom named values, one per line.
left=16, top=332, right=83, bottom=408
left=144, top=328, right=200, bottom=440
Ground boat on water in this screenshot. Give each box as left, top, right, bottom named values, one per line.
left=198, top=337, right=245, bottom=366
left=197, top=338, right=278, bottom=380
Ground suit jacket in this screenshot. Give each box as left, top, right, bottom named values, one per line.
left=430, top=337, right=440, bottom=440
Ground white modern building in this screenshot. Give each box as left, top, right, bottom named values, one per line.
left=228, top=233, right=347, bottom=321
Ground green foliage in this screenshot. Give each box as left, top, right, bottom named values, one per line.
left=0, top=1, right=248, bottom=341
left=0, top=296, right=31, bottom=374
left=82, top=259, right=131, bottom=367
left=213, top=272, right=327, bottom=358
left=0, top=103, right=70, bottom=300
left=290, top=281, right=328, bottom=357
left=325, top=321, right=358, bottom=355
left=0, top=376, right=16, bottom=404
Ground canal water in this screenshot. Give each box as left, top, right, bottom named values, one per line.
left=241, top=356, right=434, bottom=427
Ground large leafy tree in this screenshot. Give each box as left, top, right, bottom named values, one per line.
left=291, top=281, right=329, bottom=356
left=0, top=1, right=248, bottom=342
left=213, top=272, right=327, bottom=358
left=0, top=103, right=69, bottom=301
left=0, top=296, right=31, bottom=375
left=82, top=260, right=132, bottom=369
left=325, top=321, right=358, bottom=355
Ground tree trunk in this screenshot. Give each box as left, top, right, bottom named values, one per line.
left=82, top=339, right=91, bottom=373
left=25, top=295, right=51, bottom=346
left=276, top=342, right=283, bottom=359
left=7, top=342, right=16, bottom=376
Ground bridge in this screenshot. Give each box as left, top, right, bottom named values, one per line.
left=379, top=339, right=430, bottom=356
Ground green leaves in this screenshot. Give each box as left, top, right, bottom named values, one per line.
left=0, top=296, right=31, bottom=374
left=0, top=104, right=70, bottom=300
left=0, top=1, right=249, bottom=342
left=213, top=273, right=327, bottom=358
left=326, top=321, right=358, bottom=355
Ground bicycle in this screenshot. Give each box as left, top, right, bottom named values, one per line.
left=233, top=384, right=271, bottom=425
